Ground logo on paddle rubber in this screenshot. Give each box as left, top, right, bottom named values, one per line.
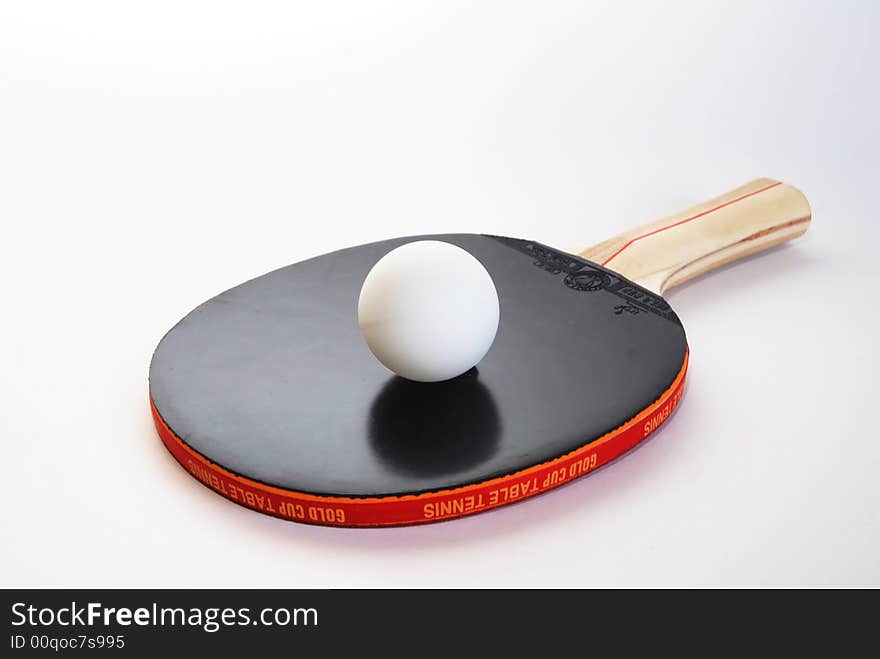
left=488, top=236, right=678, bottom=323
left=564, top=271, right=611, bottom=292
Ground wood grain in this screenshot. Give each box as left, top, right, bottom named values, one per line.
left=579, top=179, right=811, bottom=294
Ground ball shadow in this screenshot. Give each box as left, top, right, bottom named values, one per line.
left=367, top=368, right=501, bottom=478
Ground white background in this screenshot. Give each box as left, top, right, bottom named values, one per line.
left=1, top=1, right=878, bottom=587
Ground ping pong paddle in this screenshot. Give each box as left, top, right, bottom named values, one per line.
left=149, top=178, right=810, bottom=527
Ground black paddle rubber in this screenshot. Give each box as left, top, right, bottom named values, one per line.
left=149, top=235, right=688, bottom=526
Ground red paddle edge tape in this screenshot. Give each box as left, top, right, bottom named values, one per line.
left=151, top=348, right=688, bottom=527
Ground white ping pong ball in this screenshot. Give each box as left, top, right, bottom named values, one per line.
left=358, top=240, right=500, bottom=382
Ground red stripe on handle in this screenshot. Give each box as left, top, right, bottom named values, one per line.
left=601, top=181, right=783, bottom=266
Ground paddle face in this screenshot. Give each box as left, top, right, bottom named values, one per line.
left=150, top=234, right=688, bottom=526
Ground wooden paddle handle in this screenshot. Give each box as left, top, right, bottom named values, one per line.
left=579, top=179, right=811, bottom=294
